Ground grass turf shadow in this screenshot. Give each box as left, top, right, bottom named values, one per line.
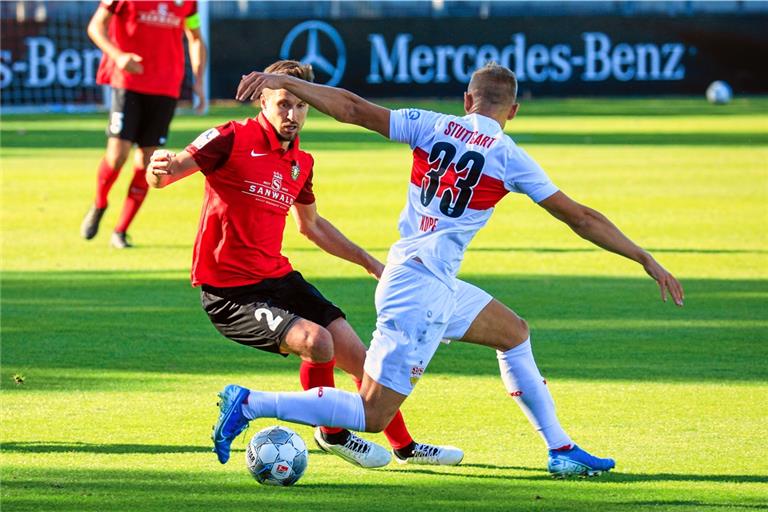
left=2, top=271, right=766, bottom=384
left=2, top=466, right=766, bottom=512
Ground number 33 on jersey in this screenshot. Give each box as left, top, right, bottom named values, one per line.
left=386, top=108, right=560, bottom=284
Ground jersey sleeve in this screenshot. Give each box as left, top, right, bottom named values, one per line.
left=101, top=0, right=125, bottom=14
left=389, top=108, right=442, bottom=149
left=504, top=146, right=559, bottom=203
left=295, top=165, right=316, bottom=205
left=185, top=122, right=235, bottom=175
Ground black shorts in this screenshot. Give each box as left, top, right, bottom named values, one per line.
left=107, top=88, right=177, bottom=147
left=200, top=271, right=346, bottom=356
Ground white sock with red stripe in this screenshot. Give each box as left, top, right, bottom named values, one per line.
left=497, top=339, right=572, bottom=450
left=242, top=387, right=366, bottom=432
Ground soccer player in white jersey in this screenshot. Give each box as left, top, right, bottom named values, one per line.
left=212, top=62, right=685, bottom=477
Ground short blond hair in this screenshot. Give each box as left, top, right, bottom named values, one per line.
left=264, top=60, right=315, bottom=82
left=468, top=62, right=517, bottom=107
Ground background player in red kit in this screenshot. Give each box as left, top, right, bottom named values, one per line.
left=81, top=0, right=207, bottom=249
left=146, top=60, right=463, bottom=468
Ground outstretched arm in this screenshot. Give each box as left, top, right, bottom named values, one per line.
left=539, top=191, right=684, bottom=306
left=237, top=72, right=391, bottom=137
left=146, top=150, right=200, bottom=188
left=291, top=202, right=384, bottom=279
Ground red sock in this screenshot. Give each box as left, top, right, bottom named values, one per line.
left=353, top=378, right=413, bottom=449
left=94, top=159, right=120, bottom=209
left=299, top=359, right=343, bottom=435
left=114, top=167, right=149, bottom=233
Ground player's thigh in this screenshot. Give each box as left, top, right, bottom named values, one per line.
left=458, top=297, right=529, bottom=351
left=364, top=261, right=454, bottom=396
left=325, top=317, right=367, bottom=379
left=443, top=279, right=493, bottom=341
left=200, top=289, right=300, bottom=356
left=136, top=93, right=177, bottom=148
left=273, top=272, right=354, bottom=365
left=106, top=88, right=141, bottom=146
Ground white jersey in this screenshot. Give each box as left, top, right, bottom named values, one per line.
left=387, top=108, right=559, bottom=287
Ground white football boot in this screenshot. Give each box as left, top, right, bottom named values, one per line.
left=393, top=442, right=464, bottom=466
left=313, top=428, right=391, bottom=468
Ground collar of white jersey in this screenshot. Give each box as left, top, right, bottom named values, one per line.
left=463, top=112, right=505, bottom=132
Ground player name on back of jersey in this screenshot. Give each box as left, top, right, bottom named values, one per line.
left=242, top=171, right=297, bottom=212
left=444, top=121, right=498, bottom=149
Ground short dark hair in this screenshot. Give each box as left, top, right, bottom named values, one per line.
left=264, top=60, right=315, bottom=82
left=468, top=62, right=517, bottom=106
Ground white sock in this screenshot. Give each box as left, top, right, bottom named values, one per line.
left=241, top=387, right=366, bottom=432
left=497, top=339, right=573, bottom=450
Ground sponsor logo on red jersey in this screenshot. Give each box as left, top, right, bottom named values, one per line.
left=138, top=3, right=183, bottom=28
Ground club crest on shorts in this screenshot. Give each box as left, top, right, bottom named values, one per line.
left=271, top=171, right=283, bottom=190
left=410, top=365, right=425, bottom=386
left=291, top=161, right=300, bottom=180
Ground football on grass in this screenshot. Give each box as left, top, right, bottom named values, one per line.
left=245, top=425, right=308, bottom=486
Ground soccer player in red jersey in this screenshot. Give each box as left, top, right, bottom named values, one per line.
left=146, top=60, right=463, bottom=468
left=81, top=0, right=207, bottom=249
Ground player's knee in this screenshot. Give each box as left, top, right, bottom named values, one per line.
left=499, top=315, right=529, bottom=350
left=105, top=151, right=128, bottom=170
left=135, top=148, right=154, bottom=169
left=303, top=325, right=334, bottom=363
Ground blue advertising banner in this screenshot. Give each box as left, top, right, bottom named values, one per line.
left=210, top=15, right=768, bottom=98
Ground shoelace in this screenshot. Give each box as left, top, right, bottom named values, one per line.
left=343, top=434, right=371, bottom=454
left=411, top=443, right=441, bottom=461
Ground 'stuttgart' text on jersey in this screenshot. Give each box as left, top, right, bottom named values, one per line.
left=387, top=108, right=559, bottom=288
left=95, top=0, right=198, bottom=98
left=186, top=113, right=316, bottom=288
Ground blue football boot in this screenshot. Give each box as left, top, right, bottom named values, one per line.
left=212, top=384, right=251, bottom=464
left=547, top=445, right=615, bottom=478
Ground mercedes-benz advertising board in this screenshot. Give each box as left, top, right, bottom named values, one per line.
left=210, top=15, right=767, bottom=98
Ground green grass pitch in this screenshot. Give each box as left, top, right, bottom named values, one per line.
left=1, top=97, right=767, bottom=511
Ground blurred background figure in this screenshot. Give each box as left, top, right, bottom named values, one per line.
left=80, top=0, right=207, bottom=249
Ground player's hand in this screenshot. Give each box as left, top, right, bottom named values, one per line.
left=116, top=52, right=143, bottom=74
left=366, top=259, right=385, bottom=280
left=642, top=257, right=684, bottom=306
left=236, top=72, right=287, bottom=102
left=193, top=81, right=207, bottom=115
left=148, top=150, right=176, bottom=176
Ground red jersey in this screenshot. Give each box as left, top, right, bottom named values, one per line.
left=95, top=0, right=197, bottom=98
left=186, top=114, right=316, bottom=288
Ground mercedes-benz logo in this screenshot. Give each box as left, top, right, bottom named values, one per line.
left=280, top=20, right=346, bottom=87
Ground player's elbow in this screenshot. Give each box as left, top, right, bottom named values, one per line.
left=86, top=21, right=99, bottom=43
left=563, top=207, right=593, bottom=233
left=86, top=15, right=107, bottom=43
left=297, top=220, right=320, bottom=242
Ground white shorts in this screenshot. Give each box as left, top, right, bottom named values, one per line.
left=364, top=259, right=492, bottom=396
